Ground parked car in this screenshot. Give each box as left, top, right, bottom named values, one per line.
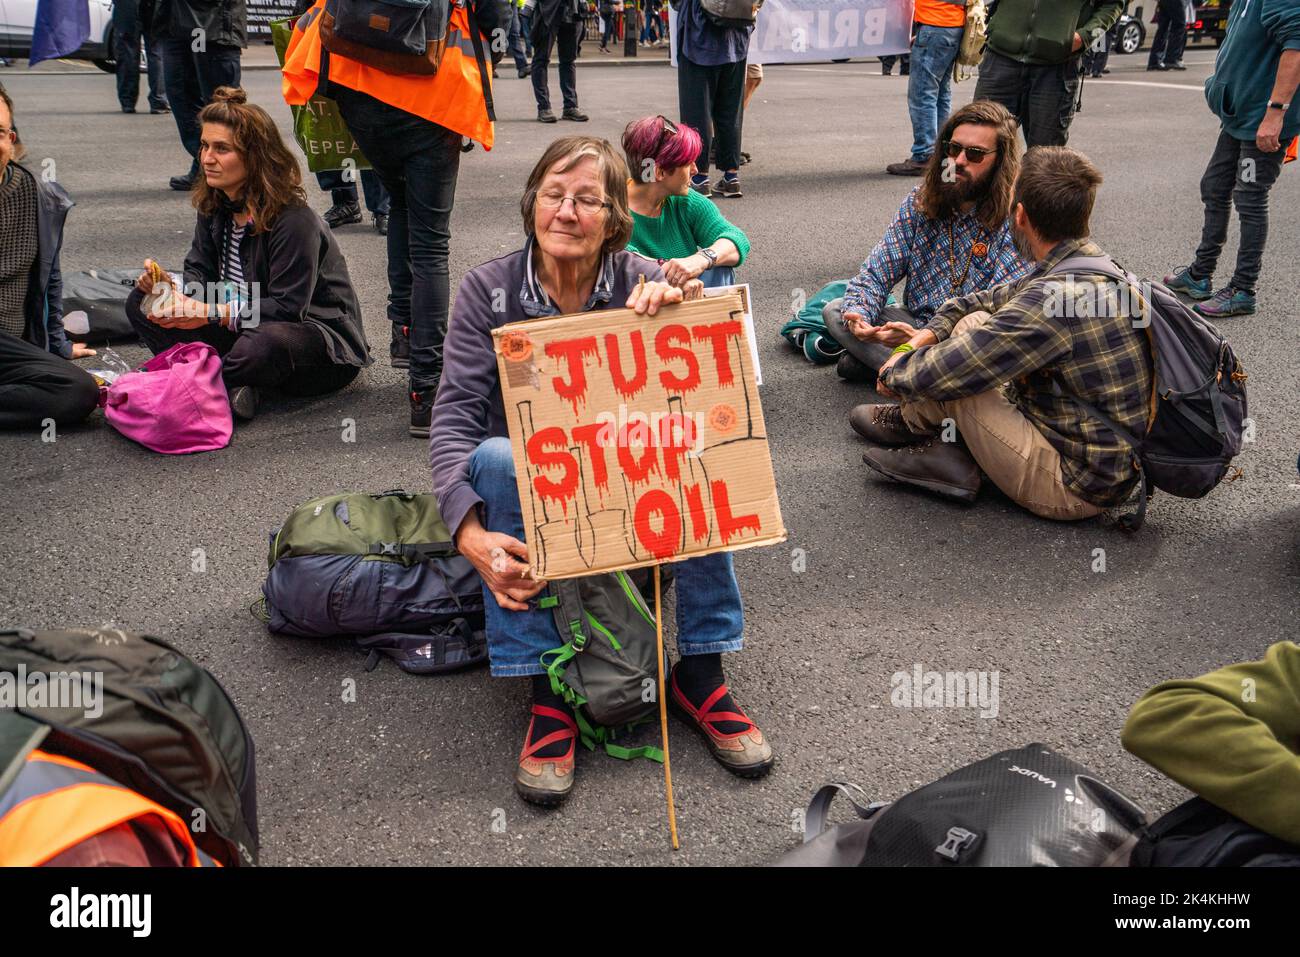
left=1190, top=0, right=1231, bottom=47
left=0, top=0, right=126, bottom=72
left=1113, top=12, right=1147, bottom=54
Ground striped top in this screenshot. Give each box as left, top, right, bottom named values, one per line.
left=221, top=221, right=249, bottom=327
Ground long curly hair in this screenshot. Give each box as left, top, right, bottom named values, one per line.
left=915, top=100, right=1021, bottom=233
left=192, top=87, right=305, bottom=231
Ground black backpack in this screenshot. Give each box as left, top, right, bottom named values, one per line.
left=0, top=627, right=259, bottom=867
left=1131, top=797, right=1300, bottom=867
left=776, top=744, right=1147, bottom=867
left=1048, top=255, right=1248, bottom=530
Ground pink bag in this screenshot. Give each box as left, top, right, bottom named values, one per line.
left=104, top=342, right=233, bottom=454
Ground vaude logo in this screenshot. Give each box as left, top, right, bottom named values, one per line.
left=1008, top=765, right=1057, bottom=788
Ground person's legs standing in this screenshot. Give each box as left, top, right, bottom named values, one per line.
left=0, top=334, right=100, bottom=430
left=678, top=55, right=716, bottom=179
left=1147, top=9, right=1171, bottom=69
left=1225, top=140, right=1285, bottom=297
left=317, top=169, right=360, bottom=210
left=906, top=24, right=962, bottom=164
left=973, top=49, right=1028, bottom=133
left=531, top=13, right=556, bottom=113
left=712, top=60, right=745, bottom=176
left=556, top=18, right=581, bottom=112
left=161, top=35, right=202, bottom=179
left=144, top=33, right=168, bottom=111
left=195, top=43, right=242, bottom=100
left=1189, top=129, right=1243, bottom=284
left=113, top=0, right=142, bottom=111
left=1021, top=59, right=1079, bottom=148
left=1164, top=0, right=1188, bottom=66
left=359, top=168, right=391, bottom=217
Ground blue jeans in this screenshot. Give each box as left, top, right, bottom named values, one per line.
left=333, top=87, right=462, bottom=392
left=468, top=437, right=746, bottom=677
left=699, top=266, right=736, bottom=289
left=507, top=5, right=529, bottom=72
left=907, top=24, right=963, bottom=162
left=316, top=168, right=392, bottom=216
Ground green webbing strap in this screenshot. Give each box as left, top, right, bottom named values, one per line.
left=539, top=596, right=559, bottom=609
left=605, top=741, right=664, bottom=762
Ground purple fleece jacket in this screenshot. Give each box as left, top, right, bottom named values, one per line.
left=429, top=243, right=665, bottom=538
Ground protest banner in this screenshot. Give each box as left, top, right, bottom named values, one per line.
left=492, top=293, right=786, bottom=581
left=668, top=0, right=912, bottom=66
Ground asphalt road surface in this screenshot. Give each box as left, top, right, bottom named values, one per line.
left=2, top=46, right=1297, bottom=866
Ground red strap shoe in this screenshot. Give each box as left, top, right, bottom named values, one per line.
left=515, top=704, right=577, bottom=806
left=669, top=668, right=773, bottom=778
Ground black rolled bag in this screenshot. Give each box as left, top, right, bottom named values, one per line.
left=0, top=627, right=259, bottom=867
left=777, top=744, right=1148, bottom=867
left=260, top=491, right=487, bottom=674
left=60, top=268, right=156, bottom=342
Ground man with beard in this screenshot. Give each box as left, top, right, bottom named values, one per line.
left=830, top=101, right=1031, bottom=389
left=854, top=147, right=1156, bottom=523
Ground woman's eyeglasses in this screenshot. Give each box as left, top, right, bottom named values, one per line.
left=536, top=190, right=612, bottom=215
left=941, top=140, right=997, bottom=164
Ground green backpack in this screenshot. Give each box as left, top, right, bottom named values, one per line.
left=539, top=571, right=668, bottom=762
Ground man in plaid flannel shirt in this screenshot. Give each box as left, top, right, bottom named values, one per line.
left=853, top=147, right=1154, bottom=522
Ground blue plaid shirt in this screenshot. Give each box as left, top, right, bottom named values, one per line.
left=841, top=187, right=1031, bottom=325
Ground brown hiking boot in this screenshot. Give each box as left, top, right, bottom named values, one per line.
left=862, top=438, right=982, bottom=503
left=850, top=403, right=917, bottom=444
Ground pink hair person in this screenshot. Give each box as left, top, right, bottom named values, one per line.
left=621, top=115, right=703, bottom=179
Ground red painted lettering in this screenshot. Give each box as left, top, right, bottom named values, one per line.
left=525, top=427, right=578, bottom=514
left=692, top=320, right=743, bottom=387
left=655, top=324, right=701, bottom=393
left=616, top=424, right=660, bottom=484
left=711, top=479, right=761, bottom=543
left=658, top=413, right=697, bottom=484
left=684, top=482, right=710, bottom=543
left=605, top=330, right=648, bottom=400
left=634, top=489, right=681, bottom=560
left=571, top=422, right=610, bottom=492
left=545, top=336, right=601, bottom=415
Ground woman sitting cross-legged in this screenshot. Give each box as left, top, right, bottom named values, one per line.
left=622, top=115, right=749, bottom=294
left=126, top=87, right=370, bottom=421
left=429, top=135, right=773, bottom=807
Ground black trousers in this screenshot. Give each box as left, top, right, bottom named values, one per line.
left=678, top=55, right=746, bottom=175
left=1148, top=0, right=1188, bottom=69
left=0, top=333, right=100, bottom=430
left=161, top=36, right=242, bottom=173
left=531, top=15, right=581, bottom=111
left=125, top=307, right=359, bottom=396
left=823, top=301, right=910, bottom=387
left=112, top=0, right=167, bottom=111
left=973, top=49, right=1082, bottom=148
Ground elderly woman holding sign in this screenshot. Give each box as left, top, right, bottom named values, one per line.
left=429, top=136, right=773, bottom=807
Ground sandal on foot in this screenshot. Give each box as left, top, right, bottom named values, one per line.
left=515, top=704, right=577, bottom=806
left=669, top=668, right=773, bottom=778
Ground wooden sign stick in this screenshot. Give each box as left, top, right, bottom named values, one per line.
left=653, top=563, right=680, bottom=850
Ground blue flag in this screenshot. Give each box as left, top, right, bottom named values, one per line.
left=29, top=0, right=92, bottom=67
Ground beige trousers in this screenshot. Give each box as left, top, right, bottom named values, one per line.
left=898, top=312, right=1104, bottom=522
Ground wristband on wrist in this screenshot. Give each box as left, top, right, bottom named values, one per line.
left=892, top=343, right=915, bottom=355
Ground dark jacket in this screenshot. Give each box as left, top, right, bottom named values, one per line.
left=985, top=0, right=1124, bottom=65
left=16, top=163, right=75, bottom=360
left=157, top=0, right=248, bottom=48
left=127, top=203, right=371, bottom=368
left=429, top=242, right=664, bottom=538
left=1206, top=0, right=1300, bottom=143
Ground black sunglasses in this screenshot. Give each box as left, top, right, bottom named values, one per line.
left=942, top=140, right=998, bottom=164
left=651, top=115, right=679, bottom=159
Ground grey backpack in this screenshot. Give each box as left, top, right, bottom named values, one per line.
left=539, top=570, right=668, bottom=761
left=776, top=744, right=1147, bottom=867
left=1048, top=255, right=1248, bottom=531
left=697, top=0, right=762, bottom=29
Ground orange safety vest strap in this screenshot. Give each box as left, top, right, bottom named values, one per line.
left=282, top=0, right=495, bottom=151
left=0, top=751, right=217, bottom=867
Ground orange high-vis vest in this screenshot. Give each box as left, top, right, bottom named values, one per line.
left=282, top=0, right=495, bottom=151
left=0, top=750, right=219, bottom=867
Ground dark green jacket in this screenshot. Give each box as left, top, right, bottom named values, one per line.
left=1206, top=0, right=1300, bottom=143
left=985, top=0, right=1125, bottom=66
left=1122, top=641, right=1300, bottom=846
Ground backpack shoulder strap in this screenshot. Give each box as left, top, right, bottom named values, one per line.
left=802, top=781, right=880, bottom=843
left=464, top=0, right=497, bottom=124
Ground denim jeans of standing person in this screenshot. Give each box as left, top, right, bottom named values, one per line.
left=1189, top=129, right=1285, bottom=298
left=1147, top=0, right=1188, bottom=69
left=507, top=4, right=530, bottom=72
left=468, top=437, right=746, bottom=677
left=600, top=8, right=617, bottom=47
left=161, top=37, right=242, bottom=176
left=316, top=168, right=392, bottom=217
left=531, top=14, right=581, bottom=111
left=907, top=24, right=964, bottom=163
left=112, top=0, right=167, bottom=111
left=334, top=87, right=462, bottom=394
left=973, top=49, right=1082, bottom=148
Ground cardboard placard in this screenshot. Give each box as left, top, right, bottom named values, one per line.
left=492, top=293, right=786, bottom=580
